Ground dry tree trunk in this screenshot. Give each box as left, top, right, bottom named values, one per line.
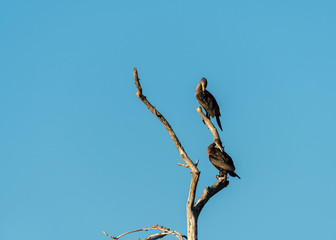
left=103, top=68, right=231, bottom=240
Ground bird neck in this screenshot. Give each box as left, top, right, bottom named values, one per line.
left=195, top=82, right=203, bottom=95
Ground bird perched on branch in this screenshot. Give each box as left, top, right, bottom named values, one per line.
left=195, top=78, right=222, bottom=131
left=207, top=139, right=240, bottom=179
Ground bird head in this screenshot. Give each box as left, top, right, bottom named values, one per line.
left=200, top=78, right=207, bottom=91
left=214, top=139, right=224, bottom=152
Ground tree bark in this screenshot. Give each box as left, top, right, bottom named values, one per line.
left=187, top=208, right=198, bottom=240
left=186, top=170, right=200, bottom=240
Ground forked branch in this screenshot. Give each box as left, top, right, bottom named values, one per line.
left=194, top=175, right=229, bottom=216
left=193, top=107, right=230, bottom=217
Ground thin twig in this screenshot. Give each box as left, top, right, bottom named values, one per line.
left=177, top=163, right=188, bottom=168
left=102, top=231, right=115, bottom=239
left=103, top=228, right=152, bottom=239
left=178, top=159, right=197, bottom=168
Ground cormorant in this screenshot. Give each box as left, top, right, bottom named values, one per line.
left=195, top=78, right=222, bottom=131
left=207, top=139, right=240, bottom=179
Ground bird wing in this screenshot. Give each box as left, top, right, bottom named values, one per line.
left=222, top=151, right=235, bottom=168
left=209, top=149, right=235, bottom=172
left=196, top=90, right=220, bottom=117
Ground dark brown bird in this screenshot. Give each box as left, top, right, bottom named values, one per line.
left=195, top=78, right=222, bottom=131
left=207, top=139, right=240, bottom=179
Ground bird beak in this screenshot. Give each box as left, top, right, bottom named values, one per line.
left=215, top=142, right=223, bottom=152
left=201, top=83, right=205, bottom=91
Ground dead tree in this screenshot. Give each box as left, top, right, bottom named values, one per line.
left=103, top=68, right=234, bottom=240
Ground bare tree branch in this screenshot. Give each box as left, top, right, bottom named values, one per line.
left=194, top=175, right=229, bottom=216
left=103, top=228, right=150, bottom=239
left=134, top=67, right=201, bottom=207
left=144, top=233, right=168, bottom=240
left=196, top=107, right=224, bottom=152
left=103, top=225, right=183, bottom=240
left=133, top=68, right=200, bottom=239
left=134, top=68, right=198, bottom=174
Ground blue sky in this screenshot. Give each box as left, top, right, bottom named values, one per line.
left=1, top=0, right=336, bottom=239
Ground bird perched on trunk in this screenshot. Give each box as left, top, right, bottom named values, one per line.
left=207, top=139, right=240, bottom=179
left=195, top=78, right=222, bottom=131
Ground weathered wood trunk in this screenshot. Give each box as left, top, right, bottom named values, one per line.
left=187, top=208, right=198, bottom=240
left=186, top=170, right=200, bottom=240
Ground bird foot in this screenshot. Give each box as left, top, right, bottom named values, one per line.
left=216, top=175, right=223, bottom=180
left=216, top=174, right=227, bottom=181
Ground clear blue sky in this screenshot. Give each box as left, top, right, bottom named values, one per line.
left=1, top=1, right=336, bottom=239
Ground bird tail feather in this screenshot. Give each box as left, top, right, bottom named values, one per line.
left=216, top=116, right=223, bottom=131
left=229, top=172, right=241, bottom=179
